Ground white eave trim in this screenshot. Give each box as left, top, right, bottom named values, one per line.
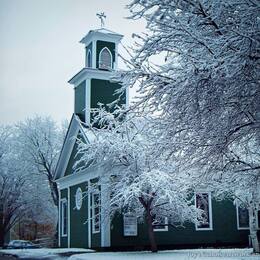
left=54, top=115, right=79, bottom=180
left=56, top=165, right=100, bottom=190
left=80, top=31, right=123, bottom=47
left=68, top=68, right=118, bottom=86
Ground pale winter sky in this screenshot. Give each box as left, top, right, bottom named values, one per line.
left=0, top=0, right=146, bottom=124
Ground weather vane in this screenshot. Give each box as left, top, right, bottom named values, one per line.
left=96, top=12, right=106, bottom=28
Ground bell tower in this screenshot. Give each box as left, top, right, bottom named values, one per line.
left=68, top=27, right=127, bottom=124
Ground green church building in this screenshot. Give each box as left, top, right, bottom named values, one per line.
left=54, top=27, right=259, bottom=250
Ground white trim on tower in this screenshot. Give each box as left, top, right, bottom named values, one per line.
left=114, top=43, right=118, bottom=70
left=93, top=40, right=97, bottom=68
left=85, top=79, right=91, bottom=126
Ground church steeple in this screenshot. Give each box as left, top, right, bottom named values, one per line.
left=68, top=27, right=126, bottom=125
left=80, top=28, right=123, bottom=70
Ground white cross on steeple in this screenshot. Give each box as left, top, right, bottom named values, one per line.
left=96, top=12, right=106, bottom=28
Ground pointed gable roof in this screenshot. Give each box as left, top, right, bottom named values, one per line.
left=54, top=114, right=94, bottom=180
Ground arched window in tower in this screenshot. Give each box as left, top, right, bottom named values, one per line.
left=87, top=50, right=92, bottom=68
left=99, top=47, right=112, bottom=70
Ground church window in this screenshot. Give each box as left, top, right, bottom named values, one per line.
left=61, top=199, right=68, bottom=236
left=87, top=50, right=92, bottom=68
left=153, top=216, right=168, bottom=232
left=75, top=187, right=83, bottom=210
left=99, top=47, right=112, bottom=70
left=92, top=192, right=101, bottom=233
left=236, top=206, right=249, bottom=229
left=236, top=205, right=260, bottom=230
left=195, top=192, right=213, bottom=230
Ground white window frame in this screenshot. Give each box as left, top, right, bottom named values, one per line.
left=98, top=47, right=113, bottom=70
left=153, top=216, right=168, bottom=232
left=195, top=191, right=213, bottom=231
left=92, top=192, right=101, bottom=234
left=87, top=49, right=92, bottom=68
left=236, top=205, right=260, bottom=230
left=61, top=199, right=68, bottom=237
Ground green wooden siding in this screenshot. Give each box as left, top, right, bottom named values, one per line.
left=64, top=143, right=78, bottom=177
left=111, top=200, right=250, bottom=248
left=90, top=79, right=125, bottom=126
left=111, top=213, right=149, bottom=249
left=64, top=133, right=86, bottom=177
left=70, top=182, right=89, bottom=248
left=96, top=41, right=115, bottom=69
left=61, top=186, right=254, bottom=249
left=61, top=178, right=101, bottom=249
left=74, top=80, right=86, bottom=121
left=60, top=189, right=68, bottom=248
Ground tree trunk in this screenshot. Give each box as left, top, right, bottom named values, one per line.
left=146, top=208, right=157, bottom=253
left=138, top=196, right=158, bottom=253
left=48, top=176, right=59, bottom=207
left=249, top=202, right=260, bottom=253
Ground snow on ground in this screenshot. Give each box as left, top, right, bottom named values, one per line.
left=0, top=248, right=93, bottom=259
left=69, top=249, right=260, bottom=260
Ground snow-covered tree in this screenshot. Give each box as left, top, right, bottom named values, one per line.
left=119, top=0, right=260, bottom=253
left=17, top=116, right=65, bottom=207
left=0, top=123, right=58, bottom=246
left=0, top=126, right=27, bottom=247
left=75, top=111, right=203, bottom=252
left=21, top=171, right=57, bottom=240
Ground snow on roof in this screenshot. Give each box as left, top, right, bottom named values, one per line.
left=80, top=28, right=123, bottom=44
left=90, top=28, right=123, bottom=36
left=78, top=121, right=97, bottom=143
left=74, top=114, right=104, bottom=144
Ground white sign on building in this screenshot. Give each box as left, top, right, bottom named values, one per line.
left=123, top=213, right=137, bottom=236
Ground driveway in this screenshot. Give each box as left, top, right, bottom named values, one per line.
left=0, top=248, right=93, bottom=260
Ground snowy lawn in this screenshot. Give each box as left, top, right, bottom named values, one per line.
left=69, top=249, right=260, bottom=260
left=0, top=248, right=94, bottom=259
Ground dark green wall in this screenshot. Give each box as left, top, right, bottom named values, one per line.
left=60, top=189, right=68, bottom=248
left=96, top=41, right=115, bottom=69
left=64, top=142, right=78, bottom=177
left=70, top=182, right=89, bottom=248
left=64, top=133, right=86, bottom=177
left=111, top=200, right=250, bottom=248
left=60, top=178, right=101, bottom=249
left=90, top=79, right=125, bottom=126
left=74, top=80, right=86, bottom=121
left=111, top=213, right=149, bottom=248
